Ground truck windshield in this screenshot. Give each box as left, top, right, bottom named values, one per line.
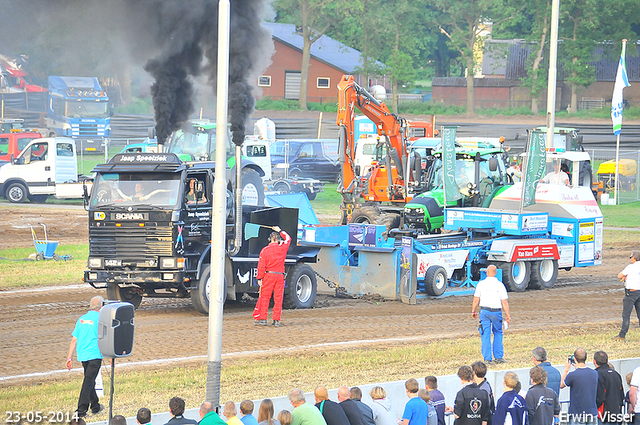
left=91, top=172, right=181, bottom=207
left=65, top=100, right=109, bottom=119
left=166, top=128, right=233, bottom=161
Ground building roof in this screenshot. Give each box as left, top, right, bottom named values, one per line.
left=263, top=22, right=370, bottom=74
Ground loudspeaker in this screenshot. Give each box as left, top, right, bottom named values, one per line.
left=98, top=302, right=135, bottom=358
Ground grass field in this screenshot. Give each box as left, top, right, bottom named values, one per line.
left=0, top=323, right=635, bottom=420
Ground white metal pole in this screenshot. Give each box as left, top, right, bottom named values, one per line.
left=545, top=0, right=560, bottom=149
left=207, top=0, right=230, bottom=407
left=613, top=39, right=628, bottom=206
left=614, top=134, right=620, bottom=205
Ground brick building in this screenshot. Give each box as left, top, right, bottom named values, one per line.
left=432, top=40, right=640, bottom=110
left=257, top=23, right=387, bottom=104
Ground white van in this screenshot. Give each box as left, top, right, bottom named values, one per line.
left=0, top=137, right=90, bottom=202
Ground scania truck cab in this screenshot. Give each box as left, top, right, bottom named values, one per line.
left=84, top=153, right=319, bottom=314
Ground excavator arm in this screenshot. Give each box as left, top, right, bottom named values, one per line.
left=337, top=75, right=409, bottom=207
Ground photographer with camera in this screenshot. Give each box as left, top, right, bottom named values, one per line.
left=560, top=348, right=598, bottom=425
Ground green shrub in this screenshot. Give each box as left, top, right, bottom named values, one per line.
left=115, top=97, right=153, bottom=115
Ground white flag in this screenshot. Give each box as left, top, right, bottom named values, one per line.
left=611, top=42, right=630, bottom=136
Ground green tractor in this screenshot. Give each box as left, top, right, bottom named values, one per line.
left=163, top=120, right=266, bottom=205
left=404, top=145, right=513, bottom=234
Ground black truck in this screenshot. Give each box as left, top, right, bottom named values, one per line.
left=84, top=152, right=319, bottom=314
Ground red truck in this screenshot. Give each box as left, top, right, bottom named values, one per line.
left=0, top=120, right=42, bottom=162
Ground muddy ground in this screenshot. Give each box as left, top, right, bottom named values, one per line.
left=0, top=205, right=636, bottom=383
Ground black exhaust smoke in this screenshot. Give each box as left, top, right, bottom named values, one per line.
left=145, top=42, right=203, bottom=145
left=140, top=0, right=273, bottom=146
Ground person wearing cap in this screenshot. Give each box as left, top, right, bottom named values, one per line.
left=252, top=226, right=291, bottom=327
left=614, top=251, right=640, bottom=341
left=471, top=265, right=511, bottom=364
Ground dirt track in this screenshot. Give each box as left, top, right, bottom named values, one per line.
left=0, top=205, right=636, bottom=383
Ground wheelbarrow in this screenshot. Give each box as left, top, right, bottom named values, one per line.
left=29, top=223, right=59, bottom=261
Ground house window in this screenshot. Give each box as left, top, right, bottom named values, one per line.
left=317, top=77, right=330, bottom=89
left=258, top=76, right=271, bottom=87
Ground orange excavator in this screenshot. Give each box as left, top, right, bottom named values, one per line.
left=336, top=74, right=435, bottom=227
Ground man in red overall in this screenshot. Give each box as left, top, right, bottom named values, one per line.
left=253, top=226, right=291, bottom=327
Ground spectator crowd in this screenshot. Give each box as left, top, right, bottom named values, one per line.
left=99, top=346, right=639, bottom=425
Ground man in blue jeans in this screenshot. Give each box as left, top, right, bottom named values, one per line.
left=471, top=265, right=511, bottom=364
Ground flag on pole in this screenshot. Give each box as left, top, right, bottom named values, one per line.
left=521, top=130, right=546, bottom=209
left=611, top=41, right=630, bottom=136
left=442, top=126, right=461, bottom=204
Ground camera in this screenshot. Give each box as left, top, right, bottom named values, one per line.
left=568, top=355, right=575, bottom=364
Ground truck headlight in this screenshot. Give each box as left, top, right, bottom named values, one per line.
left=161, top=258, right=176, bottom=269
left=88, top=257, right=103, bottom=269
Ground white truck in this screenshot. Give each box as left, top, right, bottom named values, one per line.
left=0, top=136, right=91, bottom=203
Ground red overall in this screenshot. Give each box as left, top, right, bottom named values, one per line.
left=252, top=230, right=291, bottom=321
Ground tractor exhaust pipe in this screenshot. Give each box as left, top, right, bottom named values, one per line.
left=230, top=145, right=242, bottom=255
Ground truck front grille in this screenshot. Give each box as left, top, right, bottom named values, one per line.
left=72, top=123, right=107, bottom=137
left=89, top=224, right=173, bottom=259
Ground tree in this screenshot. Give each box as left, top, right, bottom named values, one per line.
left=493, top=0, right=552, bottom=113
left=274, top=0, right=338, bottom=110
left=432, top=0, right=523, bottom=114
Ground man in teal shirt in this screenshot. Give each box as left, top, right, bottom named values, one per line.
left=66, top=296, right=104, bottom=418
left=289, top=388, right=327, bottom=425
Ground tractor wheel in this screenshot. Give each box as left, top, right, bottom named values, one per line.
left=107, top=283, right=142, bottom=308
left=424, top=266, right=448, bottom=296
left=283, top=263, right=317, bottom=309
left=241, top=168, right=265, bottom=206
left=6, top=182, right=28, bottom=203
left=499, top=261, right=530, bottom=292
left=528, top=259, right=558, bottom=290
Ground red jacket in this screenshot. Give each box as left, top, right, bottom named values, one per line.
left=256, top=231, right=291, bottom=279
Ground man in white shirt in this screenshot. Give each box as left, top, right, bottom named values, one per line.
left=541, top=162, right=569, bottom=186
left=471, top=265, right=511, bottom=364
left=614, top=251, right=640, bottom=341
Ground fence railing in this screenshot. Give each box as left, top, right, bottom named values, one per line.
left=588, top=149, right=640, bottom=204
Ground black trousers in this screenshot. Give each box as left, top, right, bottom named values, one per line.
left=619, top=289, right=640, bottom=337
left=77, top=358, right=102, bottom=416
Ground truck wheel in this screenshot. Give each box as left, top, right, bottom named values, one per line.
left=274, top=182, right=290, bottom=194
left=499, top=261, right=530, bottom=292
left=106, top=283, right=142, bottom=308
left=289, top=169, right=301, bottom=179
left=304, top=189, right=317, bottom=201
left=191, top=265, right=227, bottom=315
left=6, top=182, right=28, bottom=203
left=241, top=168, right=265, bottom=206
left=283, top=263, right=317, bottom=309
left=424, top=266, right=447, bottom=296
left=29, top=195, right=48, bottom=203
left=528, top=259, right=558, bottom=289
